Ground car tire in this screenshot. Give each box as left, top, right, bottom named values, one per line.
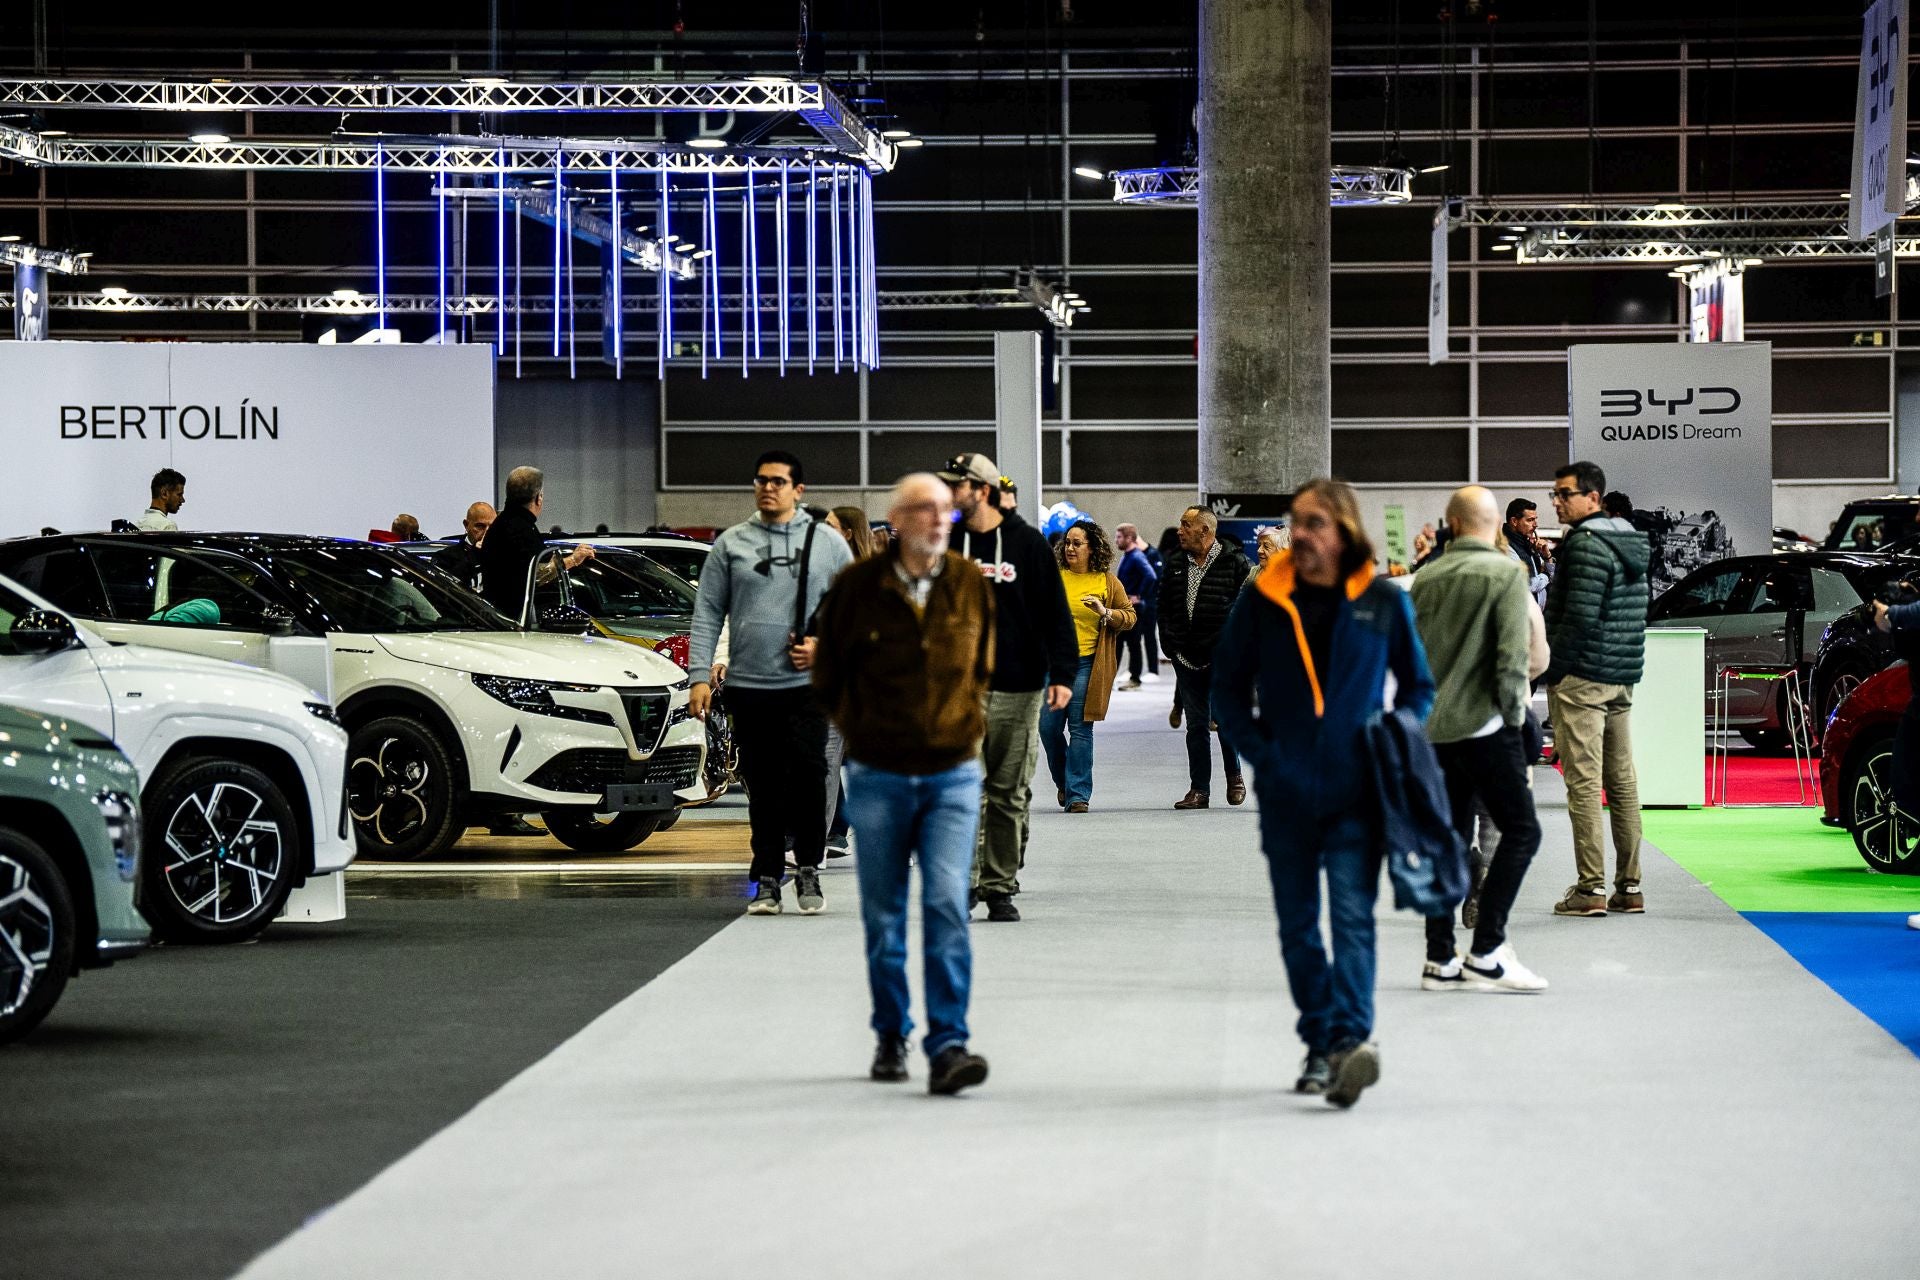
left=1842, top=730, right=1920, bottom=874
left=654, top=807, right=683, bottom=832
left=0, top=826, right=75, bottom=1045
left=144, top=758, right=301, bottom=944
left=1820, top=663, right=1872, bottom=730
left=542, top=809, right=662, bottom=853
left=348, top=717, right=464, bottom=863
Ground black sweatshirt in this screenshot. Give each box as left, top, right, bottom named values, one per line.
left=956, top=515, right=1079, bottom=693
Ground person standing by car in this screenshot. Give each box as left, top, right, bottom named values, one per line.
left=940, top=453, right=1075, bottom=924
left=1039, top=521, right=1136, bottom=813
left=137, top=468, right=185, bottom=531
left=1159, top=506, right=1251, bottom=809
left=433, top=501, right=495, bottom=593
left=1545, top=461, right=1651, bottom=918
left=689, top=450, right=854, bottom=916
left=482, top=467, right=594, bottom=622
left=1410, top=486, right=1548, bottom=993
left=813, top=472, right=995, bottom=1095
left=1114, top=523, right=1160, bottom=690
left=1213, top=478, right=1435, bottom=1108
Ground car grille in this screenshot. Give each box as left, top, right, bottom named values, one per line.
left=527, top=745, right=702, bottom=795
left=624, top=692, right=668, bottom=753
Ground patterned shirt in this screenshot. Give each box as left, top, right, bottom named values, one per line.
left=1185, top=540, right=1223, bottom=619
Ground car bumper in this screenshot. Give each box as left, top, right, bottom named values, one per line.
left=304, top=724, right=358, bottom=874
left=460, top=694, right=709, bottom=811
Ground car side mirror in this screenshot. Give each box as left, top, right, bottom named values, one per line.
left=261, top=605, right=297, bottom=635
left=11, top=609, right=80, bottom=655
left=538, top=604, right=595, bottom=635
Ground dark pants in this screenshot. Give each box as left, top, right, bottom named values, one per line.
left=1424, top=727, right=1542, bottom=962
left=1175, top=662, right=1239, bottom=794
left=1258, top=799, right=1381, bottom=1055
left=1123, top=602, right=1160, bottom=679
left=727, top=684, right=831, bottom=882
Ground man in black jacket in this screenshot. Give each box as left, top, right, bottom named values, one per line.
left=432, top=501, right=495, bottom=594
left=939, top=452, right=1075, bottom=923
left=1159, top=505, right=1250, bottom=809
left=481, top=466, right=594, bottom=622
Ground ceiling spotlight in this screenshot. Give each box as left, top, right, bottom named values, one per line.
left=1418, top=163, right=1449, bottom=174
left=677, top=241, right=698, bottom=252
left=686, top=137, right=727, bottom=150
left=1491, top=243, right=1514, bottom=252
left=0, top=234, right=19, bottom=243
left=331, top=288, right=362, bottom=300
left=99, top=286, right=128, bottom=298
left=897, top=138, right=925, bottom=148
left=1742, top=258, right=1764, bottom=266
left=1653, top=203, right=1685, bottom=212
left=189, top=132, right=230, bottom=145
left=746, top=75, right=791, bottom=86
left=664, top=233, right=679, bottom=242
left=691, top=249, right=714, bottom=259
left=882, top=129, right=913, bottom=139
left=39, top=128, right=67, bottom=138
left=463, top=76, right=510, bottom=87
left=1667, top=269, right=1687, bottom=278
left=1073, top=166, right=1106, bottom=180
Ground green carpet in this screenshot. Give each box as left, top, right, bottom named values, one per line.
left=1643, top=809, right=1920, bottom=913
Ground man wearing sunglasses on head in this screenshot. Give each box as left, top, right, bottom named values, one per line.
left=689, top=450, right=855, bottom=917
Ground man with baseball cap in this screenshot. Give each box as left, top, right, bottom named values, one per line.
left=938, top=452, right=1077, bottom=923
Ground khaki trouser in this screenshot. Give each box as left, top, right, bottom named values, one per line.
left=973, top=689, right=1044, bottom=896
left=1549, top=675, right=1643, bottom=892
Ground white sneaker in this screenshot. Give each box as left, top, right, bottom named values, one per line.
left=1421, top=957, right=1467, bottom=991
left=1908, top=914, right=1920, bottom=931
left=1462, top=943, right=1549, bottom=993
left=1141, top=671, right=1161, bottom=683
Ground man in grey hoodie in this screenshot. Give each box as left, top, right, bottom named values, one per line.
left=1544, top=460, right=1652, bottom=919
left=689, top=449, right=855, bottom=916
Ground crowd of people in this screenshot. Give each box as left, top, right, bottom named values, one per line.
left=120, top=456, right=1919, bottom=1106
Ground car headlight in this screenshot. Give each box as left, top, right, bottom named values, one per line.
left=304, top=701, right=343, bottom=727
left=667, top=702, right=694, bottom=728
left=93, top=788, right=141, bottom=882
left=472, top=674, right=616, bottom=726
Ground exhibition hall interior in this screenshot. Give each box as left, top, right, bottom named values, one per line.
left=5, top=2, right=1919, bottom=1277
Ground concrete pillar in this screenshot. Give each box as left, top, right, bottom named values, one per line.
left=1198, top=0, right=1331, bottom=501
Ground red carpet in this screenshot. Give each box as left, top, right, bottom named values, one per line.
left=1552, top=751, right=1820, bottom=807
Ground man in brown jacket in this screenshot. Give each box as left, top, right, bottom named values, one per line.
left=813, top=472, right=997, bottom=1096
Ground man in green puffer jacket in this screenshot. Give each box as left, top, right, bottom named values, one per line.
left=1544, top=460, right=1653, bottom=919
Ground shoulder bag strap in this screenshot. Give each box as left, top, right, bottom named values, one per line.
left=793, top=519, right=820, bottom=637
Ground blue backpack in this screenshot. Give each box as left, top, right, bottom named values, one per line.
left=1363, top=706, right=1470, bottom=917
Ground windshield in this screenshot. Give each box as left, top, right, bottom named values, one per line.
left=563, top=553, right=696, bottom=620
left=636, top=545, right=710, bottom=588
left=267, top=545, right=513, bottom=633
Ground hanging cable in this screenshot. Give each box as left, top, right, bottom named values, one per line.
left=1586, top=0, right=1598, bottom=202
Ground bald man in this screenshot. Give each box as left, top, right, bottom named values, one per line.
left=1407, top=486, right=1548, bottom=994
left=433, top=501, right=496, bottom=594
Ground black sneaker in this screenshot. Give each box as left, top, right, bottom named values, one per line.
left=1325, top=1042, right=1380, bottom=1109
left=928, top=1044, right=990, bottom=1095
left=968, top=885, right=981, bottom=912
left=871, top=1034, right=910, bottom=1082
left=985, top=893, right=1021, bottom=923
left=794, top=866, right=824, bottom=914
left=746, top=877, right=782, bottom=916
left=1295, top=1052, right=1333, bottom=1094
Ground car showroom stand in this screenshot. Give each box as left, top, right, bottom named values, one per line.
left=1639, top=627, right=1707, bottom=807
left=276, top=873, right=347, bottom=924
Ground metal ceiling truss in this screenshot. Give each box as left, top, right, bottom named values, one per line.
left=0, top=241, right=87, bottom=274
left=0, top=76, right=895, bottom=171
left=8, top=288, right=1050, bottom=318
left=1110, top=165, right=1416, bottom=208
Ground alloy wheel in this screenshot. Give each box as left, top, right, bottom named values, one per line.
left=349, top=734, right=434, bottom=847
left=1851, top=747, right=1918, bottom=870
left=161, top=781, right=287, bottom=926
left=0, top=853, right=56, bottom=1019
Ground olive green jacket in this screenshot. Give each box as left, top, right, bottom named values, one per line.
left=1408, top=536, right=1533, bottom=744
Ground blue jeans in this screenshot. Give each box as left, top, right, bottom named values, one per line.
left=1257, top=788, right=1381, bottom=1055
left=844, top=758, right=983, bottom=1058
left=1039, top=655, right=1096, bottom=806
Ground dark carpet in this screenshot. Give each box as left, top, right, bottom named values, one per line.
left=1, top=875, right=741, bottom=1280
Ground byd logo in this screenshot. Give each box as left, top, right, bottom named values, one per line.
left=1599, top=386, right=1741, bottom=417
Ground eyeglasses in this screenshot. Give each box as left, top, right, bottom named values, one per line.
left=1550, top=487, right=1584, bottom=501
left=751, top=475, right=793, bottom=489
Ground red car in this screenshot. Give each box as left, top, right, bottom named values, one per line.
left=1820, top=662, right=1920, bottom=873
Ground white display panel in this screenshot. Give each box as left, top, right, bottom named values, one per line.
left=0, top=341, right=495, bottom=541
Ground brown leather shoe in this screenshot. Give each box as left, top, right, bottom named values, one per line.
left=1067, top=802, right=1089, bottom=813
left=1173, top=790, right=1209, bottom=810
left=1057, top=787, right=1066, bottom=809
left=1169, top=701, right=1183, bottom=729
left=1226, top=775, right=1247, bottom=806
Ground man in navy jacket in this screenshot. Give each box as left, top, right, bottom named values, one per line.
left=1214, top=478, right=1435, bottom=1110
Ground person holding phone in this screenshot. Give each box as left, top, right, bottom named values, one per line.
left=1039, top=521, right=1136, bottom=813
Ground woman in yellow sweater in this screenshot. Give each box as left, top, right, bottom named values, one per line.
left=1041, top=520, right=1137, bottom=812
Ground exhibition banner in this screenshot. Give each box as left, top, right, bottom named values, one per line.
left=1567, top=341, right=1772, bottom=595
left=1850, top=0, right=1910, bottom=240
left=13, top=263, right=47, bottom=341
left=1427, top=204, right=1449, bottom=365
left=0, top=342, right=495, bottom=541
left=1687, top=262, right=1745, bottom=342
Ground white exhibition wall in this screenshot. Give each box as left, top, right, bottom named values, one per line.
left=0, top=342, right=494, bottom=541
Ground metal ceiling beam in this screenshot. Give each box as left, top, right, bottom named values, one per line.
left=0, top=241, right=88, bottom=274
left=1111, top=165, right=1416, bottom=207
left=0, top=76, right=895, bottom=171
left=479, top=182, right=695, bottom=278
left=14, top=288, right=1064, bottom=317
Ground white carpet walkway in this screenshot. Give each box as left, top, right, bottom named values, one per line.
left=237, top=690, right=1920, bottom=1280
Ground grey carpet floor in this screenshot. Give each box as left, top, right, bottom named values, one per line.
left=233, top=690, right=1920, bottom=1280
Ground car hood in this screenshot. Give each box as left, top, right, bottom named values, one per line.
left=371, top=630, right=685, bottom=687
left=93, top=639, right=325, bottom=701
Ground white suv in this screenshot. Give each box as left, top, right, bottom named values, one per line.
left=0, top=572, right=352, bottom=944
left=0, top=534, right=705, bottom=861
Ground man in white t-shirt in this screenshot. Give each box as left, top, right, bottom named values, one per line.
left=136, top=468, right=186, bottom=531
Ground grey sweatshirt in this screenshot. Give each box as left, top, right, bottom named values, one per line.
left=689, top=509, right=854, bottom=690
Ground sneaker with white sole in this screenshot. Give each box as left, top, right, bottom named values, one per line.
left=1421, top=956, right=1468, bottom=991
left=794, top=866, right=825, bottom=914
left=746, top=877, right=782, bottom=915
left=1461, top=943, right=1548, bottom=992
